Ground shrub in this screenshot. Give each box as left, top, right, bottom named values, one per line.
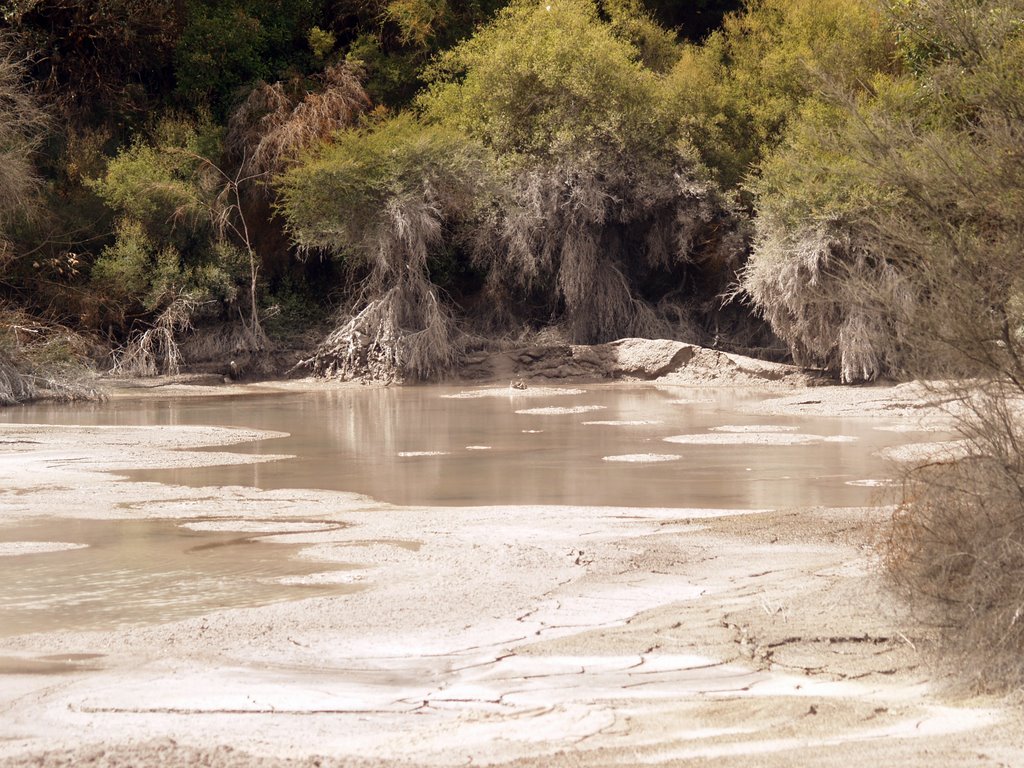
left=889, top=387, right=1024, bottom=691
left=0, top=310, right=102, bottom=404
left=91, top=119, right=264, bottom=371
left=743, top=0, right=1024, bottom=692
left=740, top=86, right=918, bottom=382
left=664, top=0, right=893, bottom=190
left=225, top=62, right=370, bottom=180
left=277, top=115, right=492, bottom=380
left=420, top=0, right=744, bottom=344
left=174, top=0, right=328, bottom=116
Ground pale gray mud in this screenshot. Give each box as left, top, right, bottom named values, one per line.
left=0, top=375, right=1020, bottom=768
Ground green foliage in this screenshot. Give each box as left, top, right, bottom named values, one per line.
left=743, top=0, right=1024, bottom=386
left=420, top=0, right=671, bottom=161
left=420, top=0, right=741, bottom=343
left=603, top=0, right=680, bottom=72
left=307, top=25, right=337, bottom=60
left=174, top=0, right=328, bottom=115
left=665, top=0, right=895, bottom=189
left=89, top=219, right=152, bottom=306
left=345, top=34, right=424, bottom=106
left=386, top=0, right=450, bottom=46
left=278, top=115, right=489, bottom=256
left=90, top=219, right=238, bottom=317
left=278, top=115, right=492, bottom=379
left=89, top=119, right=247, bottom=330
left=92, top=121, right=220, bottom=247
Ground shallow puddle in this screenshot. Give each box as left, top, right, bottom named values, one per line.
left=0, top=517, right=357, bottom=638
left=3, top=385, right=928, bottom=508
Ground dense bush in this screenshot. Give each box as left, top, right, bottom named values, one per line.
left=733, top=0, right=1024, bottom=690
left=174, top=0, right=329, bottom=117
left=890, top=387, right=1024, bottom=692
left=421, top=0, right=744, bottom=344
left=277, top=116, right=492, bottom=380
left=665, top=0, right=893, bottom=191
left=90, top=120, right=260, bottom=372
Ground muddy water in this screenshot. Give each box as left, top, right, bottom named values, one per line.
left=0, top=384, right=931, bottom=639
left=0, top=517, right=355, bottom=638
left=6, top=385, right=923, bottom=508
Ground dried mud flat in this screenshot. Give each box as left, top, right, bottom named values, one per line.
left=0, top=364, right=1022, bottom=767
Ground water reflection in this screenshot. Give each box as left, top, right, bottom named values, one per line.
left=3, top=385, right=926, bottom=508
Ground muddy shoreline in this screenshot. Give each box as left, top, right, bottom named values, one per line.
left=0, top=367, right=1021, bottom=767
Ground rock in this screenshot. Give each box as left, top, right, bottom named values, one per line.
left=605, top=338, right=696, bottom=379
left=570, top=346, right=606, bottom=367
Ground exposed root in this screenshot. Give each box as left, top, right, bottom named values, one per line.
left=110, top=297, right=195, bottom=377
left=302, top=274, right=459, bottom=382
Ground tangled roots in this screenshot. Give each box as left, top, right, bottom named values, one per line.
left=305, top=275, right=458, bottom=382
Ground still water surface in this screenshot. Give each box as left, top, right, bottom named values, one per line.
left=0, top=517, right=353, bottom=638
left=6, top=384, right=920, bottom=508
left=0, top=384, right=924, bottom=638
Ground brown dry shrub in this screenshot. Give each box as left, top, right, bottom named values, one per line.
left=0, top=348, right=36, bottom=406
left=741, top=219, right=915, bottom=382
left=225, top=63, right=371, bottom=181
left=299, top=189, right=462, bottom=382
left=0, top=310, right=103, bottom=404
left=109, top=297, right=194, bottom=377
left=888, top=388, right=1024, bottom=691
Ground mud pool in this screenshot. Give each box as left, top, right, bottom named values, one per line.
left=0, top=384, right=929, bottom=639
left=0, top=517, right=356, bottom=638
left=5, top=385, right=925, bottom=508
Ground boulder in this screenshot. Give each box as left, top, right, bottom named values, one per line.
left=604, top=338, right=696, bottom=379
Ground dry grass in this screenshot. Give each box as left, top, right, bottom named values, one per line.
left=888, top=387, right=1024, bottom=692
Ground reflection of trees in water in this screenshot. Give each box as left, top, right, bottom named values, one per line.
left=48, top=387, right=916, bottom=509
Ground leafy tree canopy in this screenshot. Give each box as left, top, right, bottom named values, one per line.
left=419, top=0, right=673, bottom=163
left=666, top=0, right=894, bottom=190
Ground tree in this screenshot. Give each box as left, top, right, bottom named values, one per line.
left=91, top=120, right=267, bottom=374
left=739, top=0, right=1024, bottom=691
left=665, top=0, right=894, bottom=190
left=420, top=0, right=743, bottom=344
left=0, top=34, right=44, bottom=403
left=277, top=115, right=492, bottom=380
left=0, top=35, right=46, bottom=266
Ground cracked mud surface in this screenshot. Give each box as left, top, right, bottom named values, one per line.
left=0, top=380, right=1022, bottom=766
